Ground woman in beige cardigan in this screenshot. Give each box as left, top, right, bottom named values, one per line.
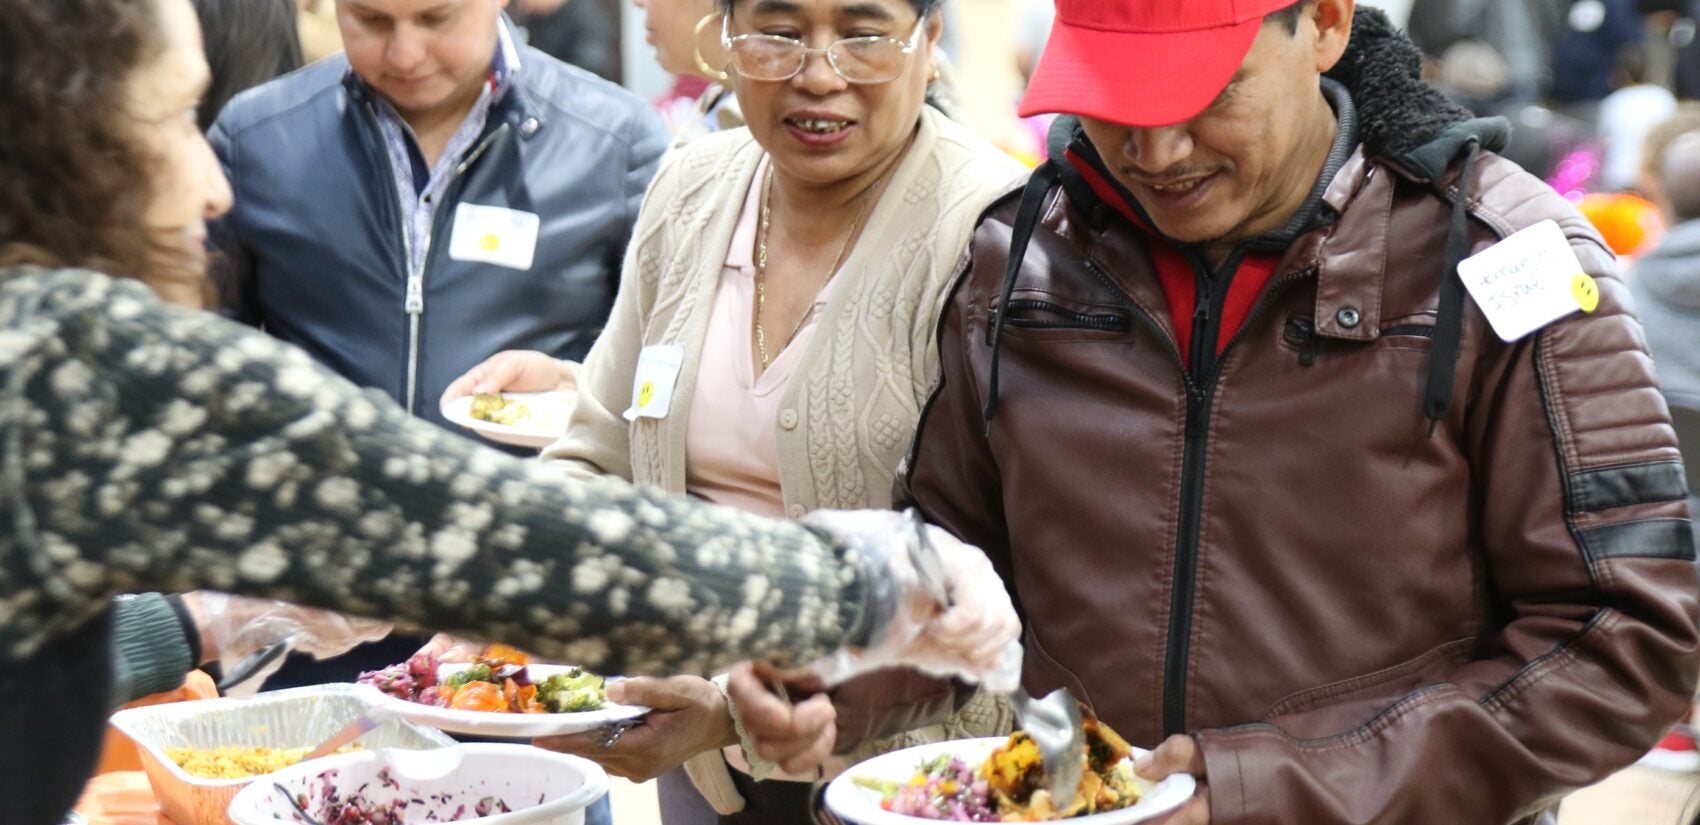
left=442, top=0, right=1022, bottom=820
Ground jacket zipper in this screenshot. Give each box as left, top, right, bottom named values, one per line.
left=393, top=121, right=511, bottom=414
left=991, top=299, right=1133, bottom=336
left=1086, top=257, right=1316, bottom=736
left=360, top=99, right=426, bottom=415
left=1081, top=257, right=1202, bottom=735
left=1167, top=250, right=1243, bottom=736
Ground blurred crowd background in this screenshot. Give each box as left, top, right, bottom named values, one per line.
left=265, top=0, right=1700, bottom=258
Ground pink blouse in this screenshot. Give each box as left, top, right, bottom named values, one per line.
left=684, top=158, right=837, bottom=519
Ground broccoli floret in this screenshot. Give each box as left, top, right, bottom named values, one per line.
left=535, top=668, right=607, bottom=713
left=442, top=663, right=495, bottom=691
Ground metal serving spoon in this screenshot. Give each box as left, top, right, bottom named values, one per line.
left=905, top=509, right=1086, bottom=805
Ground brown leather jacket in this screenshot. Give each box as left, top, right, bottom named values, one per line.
left=890, top=11, right=1699, bottom=825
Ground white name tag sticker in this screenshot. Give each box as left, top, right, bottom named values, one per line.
left=448, top=203, right=540, bottom=271
left=623, top=344, right=685, bottom=422
left=1456, top=219, right=1596, bottom=342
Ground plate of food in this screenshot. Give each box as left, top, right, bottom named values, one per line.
left=355, top=645, right=648, bottom=738
left=824, top=715, right=1196, bottom=824
left=442, top=390, right=576, bottom=448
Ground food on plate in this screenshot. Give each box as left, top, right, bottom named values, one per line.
left=469, top=393, right=527, bottom=426
left=985, top=715, right=1139, bottom=820
left=467, top=392, right=571, bottom=432
left=857, top=712, right=1141, bottom=821
left=165, top=745, right=359, bottom=779
left=534, top=667, right=610, bottom=713
left=355, top=649, right=443, bottom=706
left=855, top=754, right=997, bottom=821
left=285, top=766, right=512, bottom=824
left=357, top=645, right=608, bottom=714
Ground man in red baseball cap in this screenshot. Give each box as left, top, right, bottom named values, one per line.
left=730, top=2, right=1699, bottom=823
left=1021, top=0, right=1349, bottom=263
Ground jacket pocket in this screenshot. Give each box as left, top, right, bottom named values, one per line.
left=1260, top=637, right=1477, bottom=733
left=1281, top=314, right=1436, bottom=366
left=992, top=299, right=1134, bottom=343
left=1377, top=319, right=1437, bottom=352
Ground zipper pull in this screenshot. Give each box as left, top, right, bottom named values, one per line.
left=1284, top=317, right=1318, bottom=367
left=404, top=275, right=424, bottom=315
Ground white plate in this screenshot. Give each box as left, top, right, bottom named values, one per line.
left=442, top=390, right=576, bottom=448
left=824, top=737, right=1197, bottom=825
left=361, top=663, right=648, bottom=738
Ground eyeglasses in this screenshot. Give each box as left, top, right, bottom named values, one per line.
left=721, top=16, right=925, bottom=84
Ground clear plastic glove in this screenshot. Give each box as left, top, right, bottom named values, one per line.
left=798, top=510, right=1022, bottom=693
left=187, top=592, right=392, bottom=694
left=439, top=350, right=577, bottom=407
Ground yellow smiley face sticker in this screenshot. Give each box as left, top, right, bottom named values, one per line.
left=638, top=380, right=655, bottom=409
left=479, top=233, right=501, bottom=252
left=1571, top=273, right=1600, bottom=313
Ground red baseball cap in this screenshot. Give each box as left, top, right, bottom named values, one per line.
left=1021, top=0, right=1298, bottom=128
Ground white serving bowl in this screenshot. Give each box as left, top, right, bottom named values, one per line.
left=226, top=743, right=608, bottom=825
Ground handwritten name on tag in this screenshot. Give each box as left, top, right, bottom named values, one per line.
left=1456, top=219, right=1597, bottom=342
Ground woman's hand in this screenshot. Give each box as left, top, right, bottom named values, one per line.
left=439, top=351, right=577, bottom=407
left=532, top=676, right=740, bottom=781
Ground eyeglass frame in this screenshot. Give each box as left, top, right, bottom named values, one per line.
left=719, top=13, right=928, bottom=84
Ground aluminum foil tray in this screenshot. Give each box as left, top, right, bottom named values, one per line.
left=108, top=683, right=454, bottom=825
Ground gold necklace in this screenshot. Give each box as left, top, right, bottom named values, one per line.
left=753, top=161, right=884, bottom=370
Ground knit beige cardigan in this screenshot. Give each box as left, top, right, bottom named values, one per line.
left=547, top=106, right=1021, bottom=515
left=544, top=106, right=1023, bottom=809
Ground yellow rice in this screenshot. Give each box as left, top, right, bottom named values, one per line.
left=164, top=745, right=356, bottom=779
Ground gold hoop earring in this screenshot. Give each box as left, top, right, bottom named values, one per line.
left=693, top=13, right=730, bottom=82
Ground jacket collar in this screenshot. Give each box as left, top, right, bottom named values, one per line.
left=1306, top=146, right=1391, bottom=341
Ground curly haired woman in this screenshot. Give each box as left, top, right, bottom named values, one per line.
left=0, top=1, right=1019, bottom=822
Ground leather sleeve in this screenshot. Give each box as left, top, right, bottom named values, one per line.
left=828, top=669, right=976, bottom=756
left=897, top=218, right=1020, bottom=609
left=1198, top=240, right=1700, bottom=824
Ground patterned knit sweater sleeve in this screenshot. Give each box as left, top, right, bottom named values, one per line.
left=0, top=267, right=876, bottom=674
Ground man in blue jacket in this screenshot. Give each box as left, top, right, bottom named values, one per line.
left=210, top=0, right=667, bottom=435
left=206, top=8, right=666, bottom=799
